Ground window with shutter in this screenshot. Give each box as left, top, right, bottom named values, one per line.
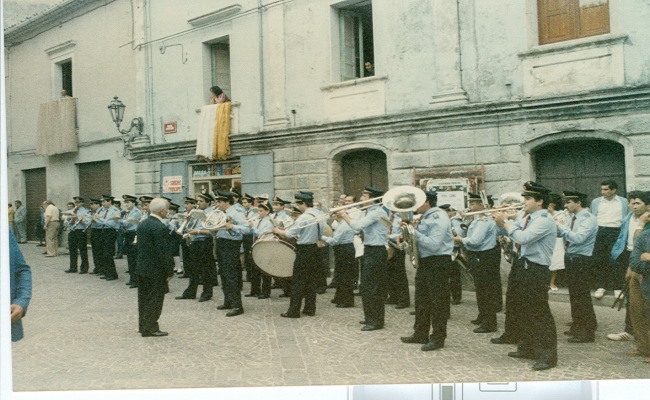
left=538, top=0, right=609, bottom=45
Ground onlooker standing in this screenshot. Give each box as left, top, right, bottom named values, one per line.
left=36, top=203, right=45, bottom=246
left=14, top=200, right=28, bottom=243
left=591, top=180, right=628, bottom=299
left=629, top=218, right=650, bottom=363
left=43, top=200, right=60, bottom=257
left=8, top=203, right=15, bottom=231
left=10, top=229, right=32, bottom=342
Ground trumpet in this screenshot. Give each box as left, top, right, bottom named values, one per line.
left=462, top=203, right=523, bottom=219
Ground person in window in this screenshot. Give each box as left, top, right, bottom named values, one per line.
left=364, top=61, right=374, bottom=77
left=209, top=85, right=230, bottom=104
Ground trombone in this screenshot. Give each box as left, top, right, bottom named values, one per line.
left=294, top=196, right=383, bottom=229
left=462, top=203, right=523, bottom=220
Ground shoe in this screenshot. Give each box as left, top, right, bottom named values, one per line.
left=361, top=325, right=383, bottom=331
left=327, top=283, right=337, bottom=289
left=508, top=351, right=536, bottom=359
left=141, top=331, right=169, bottom=337
left=491, top=335, right=518, bottom=344
left=129, top=285, right=138, bottom=289
left=64, top=269, right=77, bottom=273
left=568, top=336, right=595, bottom=343
left=125, top=282, right=132, bottom=286
left=226, top=308, right=244, bottom=317
left=471, top=318, right=482, bottom=325
left=395, top=304, right=410, bottom=309
left=114, top=255, right=123, bottom=259
left=336, top=304, right=354, bottom=308
left=532, top=360, right=556, bottom=371
left=451, top=299, right=461, bottom=305
left=175, top=295, right=196, bottom=300
left=549, top=286, right=558, bottom=291
left=564, top=330, right=575, bottom=336
left=359, top=320, right=368, bottom=325
left=79, top=270, right=88, bottom=274
left=42, top=252, right=47, bottom=254
left=316, top=287, right=326, bottom=294
left=37, top=243, right=45, bottom=247
left=330, top=299, right=338, bottom=304
left=281, top=312, right=299, bottom=318
left=105, top=277, right=117, bottom=281
left=89, top=271, right=100, bottom=275
left=216, top=304, right=232, bottom=310
left=244, top=293, right=259, bottom=297
left=614, top=289, right=622, bottom=299
left=385, top=298, right=396, bottom=305
left=593, top=288, right=606, bottom=299
left=474, top=326, right=497, bottom=333
left=179, top=274, right=190, bottom=279
left=45, top=255, right=56, bottom=257
left=607, top=332, right=632, bottom=341
left=421, top=341, right=444, bottom=351
left=257, top=294, right=270, bottom=299
left=302, top=310, right=315, bottom=316
left=279, top=293, right=290, bottom=298
left=400, top=335, right=428, bottom=344
left=198, top=296, right=212, bottom=303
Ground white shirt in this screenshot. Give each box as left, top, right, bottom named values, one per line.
left=597, top=197, right=623, bottom=228
left=628, top=215, right=640, bottom=251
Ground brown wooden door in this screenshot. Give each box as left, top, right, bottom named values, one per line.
left=78, top=161, right=112, bottom=199
left=23, top=168, right=46, bottom=241
left=342, top=149, right=387, bottom=199
left=535, top=139, right=625, bottom=201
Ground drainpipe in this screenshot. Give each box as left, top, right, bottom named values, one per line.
left=258, top=0, right=266, bottom=131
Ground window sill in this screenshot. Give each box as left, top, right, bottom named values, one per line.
left=320, top=75, right=388, bottom=92
left=518, top=33, right=628, bottom=59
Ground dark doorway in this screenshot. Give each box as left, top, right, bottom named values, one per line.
left=23, top=168, right=46, bottom=241
left=535, top=139, right=625, bottom=200
left=78, top=161, right=112, bottom=198
left=341, top=149, right=387, bottom=198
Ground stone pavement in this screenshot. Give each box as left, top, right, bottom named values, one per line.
left=10, top=242, right=649, bottom=392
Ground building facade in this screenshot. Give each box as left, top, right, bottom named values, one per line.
left=5, top=0, right=650, bottom=238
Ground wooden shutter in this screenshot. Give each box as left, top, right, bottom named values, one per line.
left=340, top=11, right=359, bottom=81
left=538, top=0, right=609, bottom=45
left=578, top=0, right=610, bottom=38
left=241, top=152, right=274, bottom=198
left=78, top=160, right=111, bottom=198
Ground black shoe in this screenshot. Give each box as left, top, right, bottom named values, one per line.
left=409, top=310, right=416, bottom=316
left=508, top=351, right=536, bottom=359
left=327, top=283, right=337, bottom=289
left=474, top=326, right=497, bottom=333
left=129, top=285, right=138, bottom=289
left=216, top=304, right=232, bottom=310
left=89, top=271, right=100, bottom=275
left=563, top=330, right=575, bottom=336
left=79, top=271, right=88, bottom=275
left=384, top=298, right=396, bottom=305
left=359, top=320, right=368, bottom=325
left=336, top=304, right=354, bottom=308
left=198, top=296, right=212, bottom=303
left=244, top=293, right=259, bottom=297
left=330, top=299, right=339, bottom=304
left=316, top=287, right=326, bottom=294
left=226, top=308, right=244, bottom=317
left=175, top=295, right=196, bottom=300
left=141, top=331, right=168, bottom=338
left=257, top=294, right=270, bottom=299
left=361, top=325, right=383, bottom=331
left=532, top=360, right=556, bottom=371
left=567, top=336, right=595, bottom=343
left=281, top=312, right=299, bottom=318
left=179, top=274, right=190, bottom=279
left=421, top=341, right=444, bottom=351
left=125, top=282, right=132, bottom=286
left=451, top=299, right=462, bottom=305
left=105, top=277, right=117, bottom=281
left=491, top=335, right=518, bottom=344
left=64, top=269, right=77, bottom=273
left=400, top=335, right=428, bottom=344
left=301, top=310, right=315, bottom=316
left=114, top=255, right=123, bottom=259
left=471, top=318, right=483, bottom=325
left=279, top=293, right=290, bottom=298
left=395, top=304, right=410, bottom=309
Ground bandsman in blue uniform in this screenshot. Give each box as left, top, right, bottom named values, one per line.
left=242, top=193, right=259, bottom=294
left=88, top=198, right=103, bottom=275
left=64, top=196, right=91, bottom=274
left=121, top=195, right=142, bottom=288
left=558, top=190, right=598, bottom=343
left=94, top=195, right=121, bottom=281
left=177, top=197, right=197, bottom=278
left=493, top=181, right=558, bottom=371
left=249, top=201, right=274, bottom=299
left=321, top=211, right=356, bottom=308
left=342, top=186, right=389, bottom=331
left=400, top=190, right=454, bottom=351
left=386, top=211, right=411, bottom=309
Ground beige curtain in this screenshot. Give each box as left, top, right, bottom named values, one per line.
left=36, top=97, right=78, bottom=156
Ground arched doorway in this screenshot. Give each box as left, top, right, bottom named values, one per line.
left=534, top=139, right=625, bottom=200
left=341, top=149, right=388, bottom=198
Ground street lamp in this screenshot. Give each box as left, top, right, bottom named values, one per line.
left=107, top=96, right=144, bottom=137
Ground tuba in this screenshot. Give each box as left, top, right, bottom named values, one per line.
left=383, top=186, right=427, bottom=268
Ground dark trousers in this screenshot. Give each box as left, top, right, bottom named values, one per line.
left=124, top=231, right=138, bottom=284
left=116, top=228, right=125, bottom=256
left=332, top=243, right=356, bottom=306
left=68, top=229, right=89, bottom=272
left=449, top=254, right=462, bottom=302
left=217, top=238, right=243, bottom=309
left=181, top=240, right=192, bottom=276
left=565, top=255, right=597, bottom=339
left=101, top=229, right=118, bottom=279
left=386, top=248, right=410, bottom=307
left=287, top=244, right=319, bottom=316
left=243, top=234, right=254, bottom=282
left=90, top=229, right=103, bottom=274
left=469, top=246, right=502, bottom=329
left=318, top=246, right=330, bottom=289
left=616, top=249, right=633, bottom=333
left=361, top=246, right=388, bottom=327
left=510, top=258, right=557, bottom=362
left=593, top=226, right=620, bottom=290
left=137, top=274, right=166, bottom=334
left=183, top=239, right=215, bottom=299
left=413, top=255, right=451, bottom=343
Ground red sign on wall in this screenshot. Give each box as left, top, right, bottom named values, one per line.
left=163, top=121, right=177, bottom=134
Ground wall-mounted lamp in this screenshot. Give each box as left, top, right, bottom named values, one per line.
left=107, top=96, right=144, bottom=138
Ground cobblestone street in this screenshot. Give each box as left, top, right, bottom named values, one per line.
left=10, top=242, right=649, bottom=392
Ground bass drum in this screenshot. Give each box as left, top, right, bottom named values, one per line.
left=251, top=233, right=296, bottom=278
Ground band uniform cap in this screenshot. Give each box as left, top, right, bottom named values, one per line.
left=363, top=186, right=385, bottom=197
left=122, top=194, right=138, bottom=202
left=424, top=190, right=438, bottom=201
left=290, top=205, right=303, bottom=214
left=439, top=204, right=452, bottom=211
left=90, top=198, right=102, bottom=204
left=160, top=196, right=172, bottom=202
left=183, top=196, right=197, bottom=204
left=242, top=193, right=254, bottom=202
left=256, top=194, right=269, bottom=201
left=169, top=202, right=180, bottom=211
left=521, top=181, right=551, bottom=196
left=101, top=194, right=114, bottom=201
left=197, top=192, right=215, bottom=203
left=73, top=196, right=85, bottom=202
left=214, top=190, right=234, bottom=201
left=274, top=196, right=291, bottom=205
left=231, top=189, right=242, bottom=198
left=299, top=190, right=314, bottom=196
left=139, top=195, right=154, bottom=203
left=258, top=202, right=271, bottom=211
left=562, top=190, right=587, bottom=199
left=294, top=193, right=312, bottom=203
left=467, top=192, right=482, bottom=201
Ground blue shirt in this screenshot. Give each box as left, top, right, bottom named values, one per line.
left=10, top=230, right=32, bottom=342
left=252, top=216, right=274, bottom=239
left=322, top=219, right=354, bottom=246
left=349, top=204, right=388, bottom=246
left=272, top=209, right=290, bottom=228
left=415, top=207, right=454, bottom=257
left=558, top=209, right=598, bottom=257
left=120, top=207, right=142, bottom=232
left=216, top=205, right=250, bottom=240
left=630, top=230, right=650, bottom=299
left=68, top=206, right=91, bottom=231
left=507, top=209, right=556, bottom=266
left=95, top=206, right=120, bottom=229
left=462, top=218, right=497, bottom=252
left=286, top=208, right=323, bottom=245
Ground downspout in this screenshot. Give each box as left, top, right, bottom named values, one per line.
left=144, top=0, right=155, bottom=144
left=456, top=0, right=465, bottom=92
left=258, top=0, right=266, bottom=131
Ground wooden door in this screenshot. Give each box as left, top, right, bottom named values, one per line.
left=342, top=149, right=387, bottom=199
left=78, top=161, right=112, bottom=198
left=23, top=168, right=46, bottom=241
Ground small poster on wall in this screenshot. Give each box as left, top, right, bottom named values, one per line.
left=422, top=178, right=469, bottom=211
left=162, top=175, right=183, bottom=193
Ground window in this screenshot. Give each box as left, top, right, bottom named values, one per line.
left=210, top=39, right=231, bottom=98
left=538, top=0, right=610, bottom=45
left=337, top=1, right=374, bottom=81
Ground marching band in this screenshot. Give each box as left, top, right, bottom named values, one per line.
left=59, top=180, right=618, bottom=371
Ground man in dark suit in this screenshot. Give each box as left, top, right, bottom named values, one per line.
left=136, top=197, right=175, bottom=337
